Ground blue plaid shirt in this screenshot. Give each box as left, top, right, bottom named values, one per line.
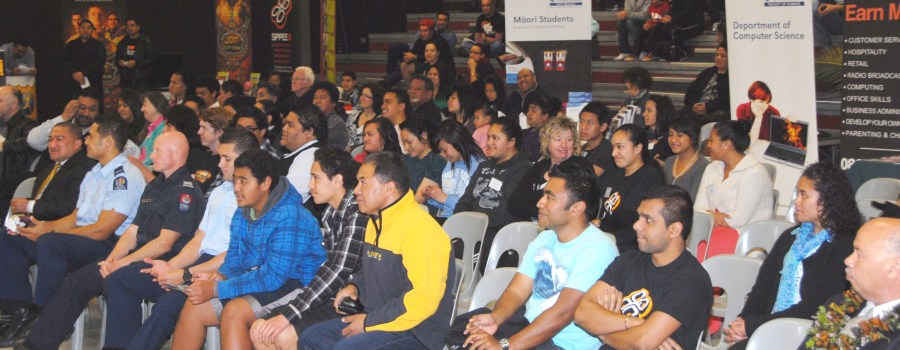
left=217, top=179, right=325, bottom=299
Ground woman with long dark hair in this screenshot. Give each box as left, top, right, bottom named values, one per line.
left=483, top=75, right=507, bottom=113
left=447, top=83, right=478, bottom=133
left=596, top=123, right=664, bottom=252
left=399, top=118, right=444, bottom=192
left=117, top=88, right=148, bottom=145
left=723, top=162, right=862, bottom=350
left=345, top=83, right=384, bottom=152
left=421, top=120, right=486, bottom=219
left=353, top=117, right=401, bottom=163
left=644, top=94, right=675, bottom=165
left=663, top=117, right=708, bottom=201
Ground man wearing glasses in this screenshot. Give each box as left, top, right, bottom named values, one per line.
left=234, top=107, right=283, bottom=159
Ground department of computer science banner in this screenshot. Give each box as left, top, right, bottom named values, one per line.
left=216, top=0, right=252, bottom=82
left=839, top=0, right=900, bottom=168
left=726, top=0, right=819, bottom=212
left=504, top=0, right=593, bottom=120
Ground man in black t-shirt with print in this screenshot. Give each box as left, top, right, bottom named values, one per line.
left=575, top=185, right=712, bottom=350
left=462, top=0, right=505, bottom=57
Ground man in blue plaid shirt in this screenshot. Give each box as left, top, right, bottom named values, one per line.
left=249, top=147, right=369, bottom=349
left=170, top=149, right=326, bottom=349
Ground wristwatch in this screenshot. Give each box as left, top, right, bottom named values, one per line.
left=183, top=268, right=193, bottom=284
left=499, top=338, right=509, bottom=350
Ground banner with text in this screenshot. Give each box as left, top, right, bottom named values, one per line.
left=727, top=0, right=819, bottom=211
left=253, top=0, right=303, bottom=75
left=839, top=0, right=900, bottom=167
left=504, top=0, right=592, bottom=121
left=217, top=0, right=252, bottom=82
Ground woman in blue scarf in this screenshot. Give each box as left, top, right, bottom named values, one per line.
left=723, top=162, right=863, bottom=349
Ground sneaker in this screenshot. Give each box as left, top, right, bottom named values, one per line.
left=642, top=53, right=655, bottom=61
left=638, top=51, right=648, bottom=60
left=613, top=53, right=629, bottom=61
left=624, top=54, right=636, bottom=61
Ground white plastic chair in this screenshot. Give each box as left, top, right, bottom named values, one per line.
left=70, top=296, right=106, bottom=350
left=700, top=122, right=716, bottom=144
left=687, top=211, right=714, bottom=261
left=761, top=163, right=776, bottom=183
left=450, top=258, right=465, bottom=325
left=734, top=220, right=795, bottom=259
left=442, top=212, right=489, bottom=314
left=745, top=317, right=812, bottom=350
left=469, top=267, right=517, bottom=311
left=6, top=177, right=35, bottom=221
left=699, top=255, right=763, bottom=350
left=483, top=222, right=540, bottom=275
left=855, top=178, right=900, bottom=220
left=205, top=326, right=221, bottom=350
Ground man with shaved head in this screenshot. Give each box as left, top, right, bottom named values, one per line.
left=501, top=68, right=548, bottom=120
left=23, top=131, right=206, bottom=349
left=0, top=85, right=38, bottom=178
left=797, top=218, right=900, bottom=350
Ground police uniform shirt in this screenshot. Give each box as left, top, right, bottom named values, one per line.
left=75, top=154, right=146, bottom=236
left=196, top=181, right=237, bottom=256
left=132, top=166, right=206, bottom=256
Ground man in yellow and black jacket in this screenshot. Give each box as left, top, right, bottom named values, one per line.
left=298, top=151, right=454, bottom=350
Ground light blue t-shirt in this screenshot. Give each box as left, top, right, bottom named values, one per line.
left=519, top=225, right=618, bottom=350
left=197, top=181, right=237, bottom=256
left=75, top=154, right=146, bottom=236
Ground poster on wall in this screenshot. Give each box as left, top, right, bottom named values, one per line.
left=253, top=0, right=303, bottom=74
left=726, top=0, right=819, bottom=211
left=503, top=0, right=592, bottom=121
left=838, top=0, right=900, bottom=168
left=217, top=0, right=252, bottom=82
left=62, top=0, right=127, bottom=113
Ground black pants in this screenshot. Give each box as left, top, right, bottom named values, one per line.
left=445, top=307, right=560, bottom=350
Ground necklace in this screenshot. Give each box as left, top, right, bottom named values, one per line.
left=806, top=289, right=900, bottom=349
left=671, top=150, right=699, bottom=183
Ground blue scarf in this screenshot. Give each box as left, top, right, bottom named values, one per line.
left=772, top=223, right=832, bottom=313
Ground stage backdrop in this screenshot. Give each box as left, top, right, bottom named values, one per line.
left=504, top=0, right=593, bottom=122
left=216, top=0, right=252, bottom=82
left=727, top=0, right=819, bottom=213
left=62, top=0, right=127, bottom=113
left=839, top=0, right=900, bottom=168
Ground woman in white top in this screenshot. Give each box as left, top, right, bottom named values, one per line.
left=695, top=120, right=773, bottom=228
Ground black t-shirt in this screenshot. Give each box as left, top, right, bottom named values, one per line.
left=599, top=250, right=713, bottom=350
left=132, top=166, right=206, bottom=259
left=583, top=139, right=615, bottom=175
left=597, top=164, right=664, bottom=252
left=475, top=12, right=505, bottom=38
left=187, top=146, right=220, bottom=194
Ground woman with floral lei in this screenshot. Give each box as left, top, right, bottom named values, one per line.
left=723, top=162, right=863, bottom=349
left=802, top=218, right=900, bottom=350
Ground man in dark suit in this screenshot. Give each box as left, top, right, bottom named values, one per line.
left=799, top=218, right=900, bottom=350
left=63, top=20, right=106, bottom=104
left=9, top=123, right=96, bottom=222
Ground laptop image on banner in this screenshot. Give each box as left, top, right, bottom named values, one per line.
left=763, top=115, right=808, bottom=168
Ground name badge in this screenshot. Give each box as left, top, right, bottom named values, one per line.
left=489, top=177, right=503, bottom=191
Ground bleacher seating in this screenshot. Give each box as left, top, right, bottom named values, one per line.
left=335, top=5, right=842, bottom=128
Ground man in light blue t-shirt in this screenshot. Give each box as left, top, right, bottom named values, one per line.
left=447, top=157, right=618, bottom=350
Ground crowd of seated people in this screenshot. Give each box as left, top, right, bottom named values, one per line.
left=0, top=4, right=896, bottom=350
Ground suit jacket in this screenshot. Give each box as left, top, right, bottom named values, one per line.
left=798, top=292, right=900, bottom=350
left=29, top=150, right=96, bottom=221
left=2, top=109, right=39, bottom=178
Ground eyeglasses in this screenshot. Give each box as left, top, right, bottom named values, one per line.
left=360, top=94, right=374, bottom=99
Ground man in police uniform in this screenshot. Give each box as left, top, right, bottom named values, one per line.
left=0, top=117, right=145, bottom=346
left=102, top=129, right=258, bottom=350
left=22, top=131, right=206, bottom=350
